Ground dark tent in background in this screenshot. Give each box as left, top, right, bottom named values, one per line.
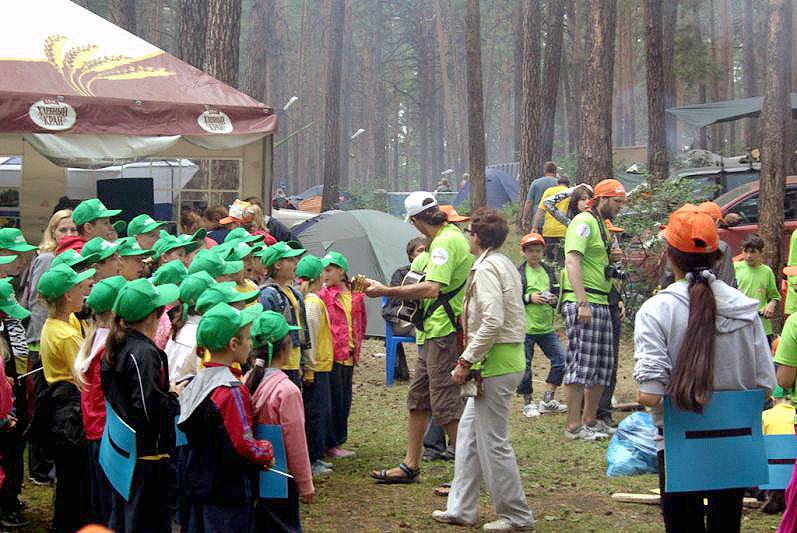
left=454, top=167, right=519, bottom=209
left=295, top=209, right=421, bottom=337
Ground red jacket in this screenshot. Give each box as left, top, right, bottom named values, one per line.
left=55, top=235, right=86, bottom=255
left=318, top=285, right=366, bottom=364
left=81, top=328, right=109, bottom=441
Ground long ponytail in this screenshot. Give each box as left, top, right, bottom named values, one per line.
left=105, top=315, right=129, bottom=367
left=667, top=246, right=722, bottom=413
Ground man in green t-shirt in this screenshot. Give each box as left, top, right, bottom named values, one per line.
left=734, top=234, right=780, bottom=342
left=364, top=191, right=473, bottom=483
left=774, top=311, right=797, bottom=412
left=561, top=178, right=626, bottom=441
left=785, top=230, right=797, bottom=317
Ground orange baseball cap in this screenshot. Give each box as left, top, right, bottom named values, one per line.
left=605, top=219, right=624, bottom=233
left=439, top=205, right=470, bottom=223
left=697, top=202, right=726, bottom=224
left=593, top=179, right=627, bottom=198
left=660, top=205, right=719, bottom=254
left=219, top=199, right=254, bottom=225
left=784, top=266, right=797, bottom=276
left=521, top=232, right=545, bottom=248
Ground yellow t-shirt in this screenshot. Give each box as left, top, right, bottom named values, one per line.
left=40, top=317, right=83, bottom=385
left=339, top=290, right=354, bottom=366
left=280, top=287, right=302, bottom=371
left=538, top=185, right=570, bottom=238
left=762, top=403, right=796, bottom=435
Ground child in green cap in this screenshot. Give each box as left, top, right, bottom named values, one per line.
left=318, top=251, right=366, bottom=459
left=165, top=272, right=217, bottom=384
left=178, top=302, right=274, bottom=532
left=37, top=263, right=95, bottom=532
left=247, top=311, right=315, bottom=530
left=101, top=278, right=181, bottom=533
left=258, top=242, right=309, bottom=388
left=73, top=275, right=126, bottom=524
left=115, top=237, right=156, bottom=281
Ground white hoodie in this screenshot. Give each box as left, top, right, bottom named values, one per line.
left=633, top=278, right=776, bottom=442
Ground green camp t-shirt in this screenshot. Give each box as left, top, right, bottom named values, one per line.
left=471, top=342, right=525, bottom=379
left=734, top=261, right=780, bottom=335
left=774, top=313, right=797, bottom=412
left=410, top=252, right=430, bottom=346
left=524, top=264, right=554, bottom=335
left=561, top=212, right=610, bottom=305
left=416, top=224, right=473, bottom=344
left=785, top=230, right=797, bottom=315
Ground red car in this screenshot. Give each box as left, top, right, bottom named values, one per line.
left=716, top=175, right=797, bottom=256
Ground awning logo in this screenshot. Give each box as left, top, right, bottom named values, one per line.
left=197, top=109, right=234, bottom=134
left=29, top=98, right=76, bottom=131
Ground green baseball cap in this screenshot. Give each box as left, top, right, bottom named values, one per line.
left=197, top=302, right=263, bottom=352
left=0, top=228, right=37, bottom=252
left=296, top=255, right=325, bottom=281
left=37, top=264, right=95, bottom=301
left=113, top=278, right=179, bottom=322
left=52, top=249, right=99, bottom=271
left=251, top=310, right=300, bottom=353
left=128, top=214, right=166, bottom=237
left=112, top=220, right=127, bottom=238
left=72, top=199, right=122, bottom=226
left=0, top=279, right=30, bottom=319
left=322, top=251, right=349, bottom=273
left=774, top=385, right=786, bottom=399
left=152, top=260, right=188, bottom=286
left=82, top=237, right=120, bottom=262
left=258, top=241, right=305, bottom=268
left=188, top=249, right=243, bottom=278
left=225, top=227, right=264, bottom=246
left=178, top=271, right=217, bottom=307
left=0, top=256, right=18, bottom=265
left=116, top=237, right=156, bottom=258
left=195, top=281, right=259, bottom=314
left=85, top=275, right=127, bottom=314
left=177, top=233, right=203, bottom=254
left=153, top=232, right=198, bottom=260
left=217, top=240, right=255, bottom=261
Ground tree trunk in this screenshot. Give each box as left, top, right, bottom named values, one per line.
left=140, top=0, right=163, bottom=47
left=643, top=0, right=669, bottom=183
left=517, top=0, right=542, bottom=225
left=625, top=2, right=637, bottom=146
left=179, top=0, right=206, bottom=70
left=662, top=0, right=678, bottom=155
left=720, top=0, right=734, bottom=150
left=204, top=0, right=242, bottom=87
left=742, top=0, right=758, bottom=148
left=540, top=0, right=565, bottom=162
left=370, top=1, right=388, bottom=186
left=709, top=0, right=721, bottom=152
left=577, top=0, right=616, bottom=185
left=564, top=0, right=582, bottom=155
left=690, top=0, right=708, bottom=149
left=321, top=0, right=346, bottom=211
left=759, top=0, right=792, bottom=284
left=464, top=0, right=486, bottom=209
left=108, top=0, right=136, bottom=34
left=338, top=0, right=353, bottom=189
left=435, top=0, right=459, bottom=172
left=512, top=1, right=524, bottom=162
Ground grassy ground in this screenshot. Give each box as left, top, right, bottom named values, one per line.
left=19, top=336, right=782, bottom=532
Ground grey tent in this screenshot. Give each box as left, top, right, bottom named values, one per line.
left=667, top=93, right=797, bottom=128
left=453, top=167, right=519, bottom=208
left=295, top=209, right=421, bottom=337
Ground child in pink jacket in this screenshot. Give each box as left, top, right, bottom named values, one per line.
left=248, top=311, right=314, bottom=532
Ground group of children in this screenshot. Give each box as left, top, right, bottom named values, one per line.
left=0, top=197, right=367, bottom=533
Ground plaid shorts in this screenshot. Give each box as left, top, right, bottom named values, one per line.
left=561, top=301, right=615, bottom=387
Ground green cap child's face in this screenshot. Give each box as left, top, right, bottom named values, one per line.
left=231, top=324, right=253, bottom=363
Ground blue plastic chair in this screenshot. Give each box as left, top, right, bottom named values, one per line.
left=381, top=297, right=415, bottom=387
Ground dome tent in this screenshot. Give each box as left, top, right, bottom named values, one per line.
left=453, top=167, right=519, bottom=208
left=296, top=210, right=421, bottom=337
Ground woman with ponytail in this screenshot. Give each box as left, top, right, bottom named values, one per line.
left=100, top=278, right=182, bottom=533
left=250, top=311, right=315, bottom=532
left=633, top=205, right=776, bottom=532
left=74, top=275, right=126, bottom=524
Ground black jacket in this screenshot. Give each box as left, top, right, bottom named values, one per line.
left=101, top=330, right=179, bottom=457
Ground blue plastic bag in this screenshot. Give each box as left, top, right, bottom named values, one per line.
left=606, top=411, right=659, bottom=477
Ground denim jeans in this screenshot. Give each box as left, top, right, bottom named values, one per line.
left=516, top=331, right=566, bottom=395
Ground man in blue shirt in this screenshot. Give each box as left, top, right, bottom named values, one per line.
left=521, top=161, right=558, bottom=231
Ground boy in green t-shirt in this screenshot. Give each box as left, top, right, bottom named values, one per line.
left=515, top=233, right=568, bottom=418
left=734, top=234, right=780, bottom=342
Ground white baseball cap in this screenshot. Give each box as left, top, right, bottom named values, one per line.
left=404, top=191, right=438, bottom=223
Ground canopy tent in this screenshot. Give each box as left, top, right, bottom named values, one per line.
left=667, top=93, right=797, bottom=128
left=295, top=210, right=421, bottom=337
left=0, top=0, right=276, bottom=238
left=454, top=167, right=519, bottom=208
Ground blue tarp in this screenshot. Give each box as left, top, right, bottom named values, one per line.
left=454, top=168, right=519, bottom=208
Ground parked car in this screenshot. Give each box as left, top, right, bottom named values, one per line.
left=716, top=176, right=797, bottom=256
left=674, top=166, right=761, bottom=200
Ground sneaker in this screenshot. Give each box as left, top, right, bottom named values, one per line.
left=311, top=460, right=332, bottom=477
left=0, top=510, right=28, bottom=528
left=432, top=510, right=474, bottom=526
left=482, top=517, right=534, bottom=531
left=522, top=403, right=540, bottom=418
left=28, top=476, right=53, bottom=487
left=325, top=447, right=356, bottom=459
left=590, top=419, right=617, bottom=435
left=318, top=459, right=333, bottom=469
left=538, top=399, right=567, bottom=414
left=565, top=425, right=608, bottom=441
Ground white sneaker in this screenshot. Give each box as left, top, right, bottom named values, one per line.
left=522, top=403, right=540, bottom=418
left=565, top=425, right=608, bottom=441
left=432, top=510, right=474, bottom=526
left=482, top=518, right=534, bottom=531
left=538, top=399, right=567, bottom=414
left=590, top=419, right=617, bottom=435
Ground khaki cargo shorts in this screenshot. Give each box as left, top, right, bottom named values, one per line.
left=406, top=332, right=464, bottom=426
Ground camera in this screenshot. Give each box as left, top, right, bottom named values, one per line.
left=604, top=264, right=629, bottom=282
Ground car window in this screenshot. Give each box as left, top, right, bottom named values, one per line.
left=786, top=186, right=797, bottom=221
left=725, top=172, right=759, bottom=191
left=727, top=186, right=797, bottom=225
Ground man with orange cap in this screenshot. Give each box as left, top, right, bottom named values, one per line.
left=560, top=178, right=626, bottom=441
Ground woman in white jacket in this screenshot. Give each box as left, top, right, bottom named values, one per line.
left=433, top=208, right=534, bottom=532
left=633, top=204, right=776, bottom=533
